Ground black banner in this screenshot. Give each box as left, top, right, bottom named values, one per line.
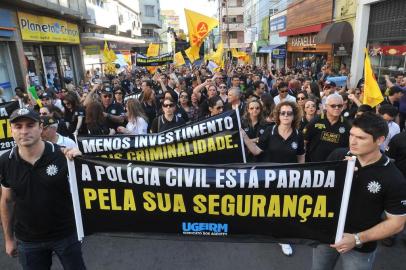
left=0, top=101, right=19, bottom=154
left=77, top=110, right=245, bottom=164
left=68, top=157, right=354, bottom=244
left=136, top=53, right=173, bottom=66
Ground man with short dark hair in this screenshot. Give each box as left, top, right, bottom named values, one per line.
left=274, top=82, right=296, bottom=105
left=0, top=108, right=85, bottom=269
left=311, top=112, right=406, bottom=270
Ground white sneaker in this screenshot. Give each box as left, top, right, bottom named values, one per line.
left=279, top=243, right=293, bottom=256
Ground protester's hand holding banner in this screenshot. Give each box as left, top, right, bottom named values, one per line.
left=68, top=157, right=355, bottom=244
left=0, top=101, right=20, bottom=155
left=77, top=110, right=246, bottom=164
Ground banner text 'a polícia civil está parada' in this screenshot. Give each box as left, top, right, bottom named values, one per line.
left=69, top=157, right=353, bottom=244
left=77, top=110, right=245, bottom=164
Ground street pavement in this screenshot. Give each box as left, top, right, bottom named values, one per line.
left=1, top=231, right=406, bottom=270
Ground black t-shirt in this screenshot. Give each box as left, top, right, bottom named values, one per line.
left=0, top=142, right=76, bottom=242
left=257, top=125, right=305, bottom=163
left=303, top=114, right=350, bottom=162
left=105, top=102, right=125, bottom=130
left=64, top=106, right=86, bottom=135
left=327, top=148, right=406, bottom=252
left=150, top=114, right=185, bottom=133
left=387, top=131, right=406, bottom=178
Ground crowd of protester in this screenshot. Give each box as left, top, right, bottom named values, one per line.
left=5, top=61, right=406, bottom=265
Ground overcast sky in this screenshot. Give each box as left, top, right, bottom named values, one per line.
left=160, top=0, right=218, bottom=32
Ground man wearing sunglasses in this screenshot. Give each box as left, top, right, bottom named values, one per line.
left=303, top=94, right=350, bottom=162
left=100, top=86, right=125, bottom=130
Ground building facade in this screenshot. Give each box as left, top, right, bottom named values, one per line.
left=350, top=0, right=406, bottom=86
left=82, top=0, right=144, bottom=72
left=136, top=0, right=162, bottom=54
left=219, top=0, right=246, bottom=50
left=0, top=0, right=89, bottom=100
left=280, top=0, right=334, bottom=69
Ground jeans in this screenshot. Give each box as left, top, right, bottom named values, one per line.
left=17, top=233, right=86, bottom=270
left=311, top=244, right=376, bottom=270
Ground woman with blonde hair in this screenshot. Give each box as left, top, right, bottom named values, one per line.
left=117, top=98, right=148, bottom=135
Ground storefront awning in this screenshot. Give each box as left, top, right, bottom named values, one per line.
left=314, top=21, right=353, bottom=44
left=258, top=44, right=284, bottom=53
left=279, top=24, right=325, bottom=37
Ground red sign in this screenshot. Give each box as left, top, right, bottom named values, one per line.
left=370, top=45, right=406, bottom=56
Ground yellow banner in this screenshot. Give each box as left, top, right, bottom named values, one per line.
left=18, top=12, right=80, bottom=44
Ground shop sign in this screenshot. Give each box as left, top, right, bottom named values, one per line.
left=272, top=48, right=286, bottom=59
left=334, top=45, right=349, bottom=56
left=84, top=45, right=100, bottom=55
left=290, top=35, right=316, bottom=47
left=370, top=45, right=406, bottom=56
left=17, top=12, right=79, bottom=44
left=270, top=16, right=286, bottom=32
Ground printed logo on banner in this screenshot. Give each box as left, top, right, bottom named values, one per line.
left=182, top=222, right=228, bottom=236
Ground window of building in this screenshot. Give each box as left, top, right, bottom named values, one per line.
left=229, top=32, right=237, bottom=39
left=142, top=28, right=154, bottom=37
left=145, top=5, right=154, bottom=17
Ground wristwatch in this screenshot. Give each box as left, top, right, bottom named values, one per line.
left=354, top=233, right=363, bottom=248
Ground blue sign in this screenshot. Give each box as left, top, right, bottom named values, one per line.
left=272, top=48, right=286, bottom=59
left=182, top=222, right=228, bottom=236
left=270, top=16, right=286, bottom=32
left=0, top=9, right=15, bottom=38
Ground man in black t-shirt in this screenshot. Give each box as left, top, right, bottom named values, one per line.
left=0, top=108, right=85, bottom=269
left=311, top=112, right=406, bottom=270
left=303, top=94, right=350, bottom=162
left=100, top=86, right=125, bottom=130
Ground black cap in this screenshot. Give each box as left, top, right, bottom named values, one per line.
left=40, top=116, right=58, bottom=127
left=10, top=108, right=40, bottom=123
left=101, top=86, right=113, bottom=94
left=325, top=80, right=336, bottom=87
left=40, top=92, right=51, bottom=99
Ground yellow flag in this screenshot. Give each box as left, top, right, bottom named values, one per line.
left=211, top=42, right=224, bottom=65
left=147, top=43, right=159, bottom=57
left=185, top=9, right=219, bottom=48
left=185, top=46, right=200, bottom=63
left=103, top=41, right=110, bottom=61
left=363, top=48, right=383, bottom=107
left=174, top=52, right=185, bottom=66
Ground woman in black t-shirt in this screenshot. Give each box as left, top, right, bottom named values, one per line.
left=241, top=101, right=305, bottom=256
left=85, top=101, right=115, bottom=135
left=63, top=91, right=86, bottom=138
left=241, top=99, right=267, bottom=162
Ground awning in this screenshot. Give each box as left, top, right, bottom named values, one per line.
left=279, top=24, right=325, bottom=37
left=258, top=44, right=284, bottom=53
left=314, top=21, right=353, bottom=44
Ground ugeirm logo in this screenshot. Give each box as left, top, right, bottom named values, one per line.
left=182, top=222, right=228, bottom=236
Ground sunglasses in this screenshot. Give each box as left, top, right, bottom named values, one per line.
left=215, top=106, right=223, bottom=110
left=279, top=90, right=288, bottom=93
left=249, top=107, right=260, bottom=110
left=63, top=102, right=71, bottom=106
left=219, top=86, right=227, bottom=88
left=102, top=95, right=112, bottom=98
left=328, top=104, right=344, bottom=109
left=40, top=112, right=49, bottom=116
left=279, top=111, right=294, bottom=116
left=297, top=97, right=306, bottom=100
left=163, top=103, right=175, bottom=108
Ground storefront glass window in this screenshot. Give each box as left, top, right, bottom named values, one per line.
left=42, top=45, right=60, bottom=89
left=0, top=42, right=15, bottom=101
left=370, top=42, right=406, bottom=83
left=60, top=46, right=76, bottom=82
left=24, top=44, right=45, bottom=87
